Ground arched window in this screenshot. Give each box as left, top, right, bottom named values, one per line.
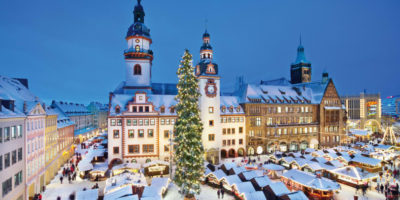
left=135, top=45, right=140, bottom=52
left=134, top=64, right=141, bottom=75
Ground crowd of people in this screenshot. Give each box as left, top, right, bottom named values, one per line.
left=59, top=160, right=77, bottom=184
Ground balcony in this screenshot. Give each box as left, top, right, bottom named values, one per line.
left=124, top=48, right=153, bottom=60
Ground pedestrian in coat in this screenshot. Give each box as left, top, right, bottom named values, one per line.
left=221, top=189, right=225, bottom=199
left=380, top=184, right=384, bottom=193
left=217, top=189, right=220, bottom=199
left=60, top=176, right=63, bottom=184
left=68, top=174, right=72, bottom=184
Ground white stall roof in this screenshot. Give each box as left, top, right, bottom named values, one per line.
left=76, top=189, right=98, bottom=200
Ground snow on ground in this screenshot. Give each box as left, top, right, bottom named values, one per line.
left=164, top=183, right=235, bottom=200
left=334, top=183, right=385, bottom=200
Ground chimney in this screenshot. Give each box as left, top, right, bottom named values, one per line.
left=23, top=101, right=27, bottom=113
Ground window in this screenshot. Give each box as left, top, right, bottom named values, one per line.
left=0, top=128, right=2, bottom=143
left=113, top=130, right=120, bottom=138
left=138, top=120, right=143, bottom=126
left=138, top=130, right=144, bottom=137
left=161, top=119, right=165, bottom=125
left=227, top=140, right=231, bottom=145
left=11, top=126, right=16, bottom=139
left=256, top=117, right=261, bottom=126
left=117, top=119, right=122, bottom=126
left=128, top=145, right=139, bottom=154
left=135, top=45, right=140, bottom=52
left=18, top=148, right=22, bottom=161
left=4, top=153, right=10, bottom=168
left=209, top=107, right=214, bottom=113
left=232, top=128, right=235, bottom=134
left=2, top=177, right=12, bottom=197
left=144, top=119, right=149, bottom=126
left=12, top=150, right=16, bottom=165
left=0, top=155, right=2, bottom=171
left=223, top=140, right=226, bottom=146
left=139, top=106, right=143, bottom=112
left=14, top=171, right=22, bottom=186
left=134, top=64, right=142, bottom=75
left=113, top=147, right=119, bottom=154
left=166, top=119, right=170, bottom=125
left=4, top=127, right=10, bottom=142
left=127, top=120, right=131, bottom=126
left=239, top=139, right=243, bottom=145
left=208, top=134, right=215, bottom=141
left=209, top=120, right=214, bottom=126
left=150, top=119, right=155, bottom=125
left=128, top=130, right=134, bottom=138
left=148, top=129, right=154, bottom=137
left=111, top=119, right=116, bottom=126
left=145, top=106, right=149, bottom=112
left=227, top=128, right=231, bottom=134
left=164, top=130, right=169, bottom=138
left=222, top=128, right=226, bottom=135
left=232, top=139, right=235, bottom=145
left=164, top=145, right=169, bottom=152
left=133, top=120, right=137, bottom=126
left=143, top=144, right=154, bottom=153
left=239, top=127, right=243, bottom=134
left=267, top=118, right=272, bottom=125
left=133, top=106, right=137, bottom=112
left=171, top=119, right=175, bottom=125
left=277, top=107, right=281, bottom=113
left=249, top=130, right=254, bottom=137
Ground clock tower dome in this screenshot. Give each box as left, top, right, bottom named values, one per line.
left=290, top=37, right=312, bottom=84
left=196, top=30, right=221, bottom=164
left=124, top=0, right=153, bottom=90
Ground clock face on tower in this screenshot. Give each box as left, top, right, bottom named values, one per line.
left=205, top=79, right=217, bottom=98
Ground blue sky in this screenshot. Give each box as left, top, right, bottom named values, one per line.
left=1, top=0, right=399, bottom=104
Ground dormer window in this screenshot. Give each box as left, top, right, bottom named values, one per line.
left=221, top=106, right=226, bottom=113
left=206, top=64, right=215, bottom=74
left=236, top=107, right=241, bottom=112
left=229, top=106, right=234, bottom=112
left=160, top=106, right=165, bottom=113
left=115, top=105, right=121, bottom=114
left=170, top=106, right=175, bottom=113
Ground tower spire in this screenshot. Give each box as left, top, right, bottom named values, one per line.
left=299, top=34, right=302, bottom=46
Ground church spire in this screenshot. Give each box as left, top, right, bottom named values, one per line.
left=134, top=0, right=145, bottom=23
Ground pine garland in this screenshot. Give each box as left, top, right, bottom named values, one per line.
left=173, top=49, right=205, bottom=198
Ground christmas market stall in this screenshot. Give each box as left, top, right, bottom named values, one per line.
left=227, top=166, right=246, bottom=175
left=278, top=191, right=309, bottom=200
left=262, top=164, right=284, bottom=179
left=250, top=176, right=272, bottom=191
left=104, top=172, right=147, bottom=197
left=143, top=160, right=169, bottom=177
left=349, top=154, right=382, bottom=173
left=220, top=175, right=242, bottom=193
left=103, top=185, right=139, bottom=200
left=89, top=162, right=108, bottom=181
left=263, top=182, right=290, bottom=200
left=231, top=182, right=256, bottom=200
left=238, top=170, right=263, bottom=182
left=205, top=169, right=226, bottom=186
left=243, top=191, right=266, bottom=200
left=148, top=177, right=171, bottom=197
left=77, top=160, right=93, bottom=178
left=327, top=166, right=378, bottom=187
left=76, top=189, right=99, bottom=200
left=112, top=163, right=141, bottom=176
left=281, top=169, right=340, bottom=200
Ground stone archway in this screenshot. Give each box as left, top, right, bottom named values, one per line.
left=247, top=147, right=255, bottom=156
left=228, top=149, right=236, bottom=158
left=279, top=142, right=287, bottom=152
left=300, top=141, right=308, bottom=150
left=289, top=141, right=299, bottom=152
left=221, top=149, right=227, bottom=159
left=206, top=148, right=219, bottom=164
left=109, top=158, right=123, bottom=168
left=237, top=148, right=245, bottom=157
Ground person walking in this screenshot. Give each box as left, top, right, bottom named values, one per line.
left=221, top=189, right=225, bottom=199
left=380, top=184, right=384, bottom=193
left=60, top=176, right=63, bottom=184
left=217, top=189, right=220, bottom=199
left=68, top=174, right=72, bottom=184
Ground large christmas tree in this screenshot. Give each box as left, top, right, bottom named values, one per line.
left=173, top=50, right=205, bottom=199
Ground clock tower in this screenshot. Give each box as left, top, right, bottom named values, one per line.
left=124, top=0, right=153, bottom=91
left=196, top=30, right=221, bottom=164
left=290, top=37, right=312, bottom=84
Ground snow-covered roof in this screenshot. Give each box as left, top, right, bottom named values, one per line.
left=262, top=164, right=285, bottom=171
left=240, top=170, right=259, bottom=181
left=220, top=96, right=244, bottom=115
left=104, top=172, right=147, bottom=194
left=230, top=166, right=246, bottom=174
left=78, top=161, right=93, bottom=172
left=141, top=186, right=161, bottom=200
left=208, top=169, right=226, bottom=180
left=112, top=163, right=141, bottom=171
left=267, top=182, right=290, bottom=196
left=350, top=129, right=371, bottom=136
left=76, top=189, right=98, bottom=200
left=305, top=148, right=315, bottom=153
left=222, top=175, right=242, bottom=186
left=329, top=166, right=378, bottom=181
left=142, top=160, right=169, bottom=168
left=221, top=162, right=237, bottom=171
left=103, top=185, right=134, bottom=200
left=282, top=169, right=340, bottom=191
left=52, top=101, right=90, bottom=116
left=244, top=191, right=266, bottom=200
left=149, top=177, right=170, bottom=196
left=0, top=76, right=42, bottom=118
left=233, top=182, right=256, bottom=195
left=282, top=191, right=309, bottom=200
left=351, top=155, right=381, bottom=166
left=253, top=176, right=272, bottom=188
left=374, top=144, right=394, bottom=150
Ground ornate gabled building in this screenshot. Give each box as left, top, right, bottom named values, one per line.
left=107, top=1, right=246, bottom=166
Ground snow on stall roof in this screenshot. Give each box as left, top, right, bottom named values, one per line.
left=141, top=186, right=161, bottom=199
left=350, top=129, right=370, bottom=136
left=240, top=170, right=259, bottom=181
left=244, top=191, right=266, bottom=200
left=233, top=182, right=256, bottom=195
left=210, top=169, right=226, bottom=180
left=230, top=166, right=246, bottom=174
left=375, top=144, right=393, bottom=150
left=77, top=161, right=93, bottom=172
left=150, top=177, right=170, bottom=196
left=268, top=182, right=290, bottom=196
left=282, top=169, right=340, bottom=191
left=351, top=155, right=381, bottom=166
left=116, top=195, right=139, bottom=200
left=91, top=162, right=108, bottom=172
left=253, top=176, right=272, bottom=188
left=112, top=163, right=141, bottom=171
left=262, top=164, right=285, bottom=171
left=305, top=148, right=315, bottom=153
left=222, top=175, right=242, bottom=186
left=142, top=160, right=169, bottom=168
left=329, top=166, right=378, bottom=180
left=76, top=189, right=98, bottom=200
left=221, top=162, right=237, bottom=171
left=104, top=172, right=147, bottom=194
left=284, top=191, right=309, bottom=200
left=103, top=185, right=134, bottom=200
